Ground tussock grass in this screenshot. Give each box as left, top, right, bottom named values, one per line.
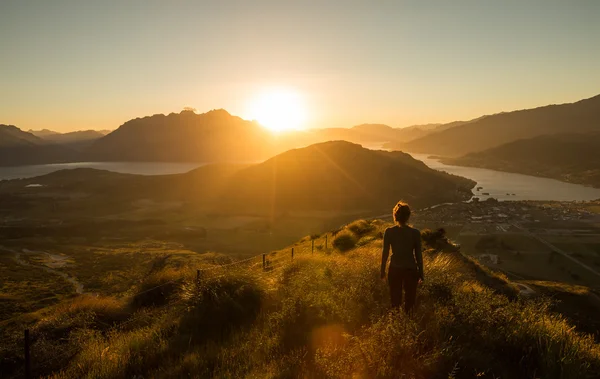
left=3, top=220, right=599, bottom=379
left=129, top=267, right=187, bottom=309
left=332, top=231, right=358, bottom=252
left=346, top=219, right=375, bottom=237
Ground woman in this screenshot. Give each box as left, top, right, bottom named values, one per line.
left=380, top=201, right=423, bottom=313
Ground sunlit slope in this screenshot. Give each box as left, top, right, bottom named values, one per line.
left=445, top=132, right=600, bottom=187
left=2, top=141, right=474, bottom=216
left=400, top=93, right=600, bottom=157
left=219, top=141, right=475, bottom=213
left=3, top=220, right=599, bottom=378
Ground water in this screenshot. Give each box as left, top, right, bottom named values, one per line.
left=0, top=161, right=207, bottom=180
left=411, top=153, right=600, bottom=202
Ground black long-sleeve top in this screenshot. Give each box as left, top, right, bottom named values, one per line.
left=381, top=225, right=423, bottom=278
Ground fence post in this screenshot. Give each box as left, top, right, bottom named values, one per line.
left=291, top=247, right=294, bottom=260
left=25, top=329, right=31, bottom=379
left=262, top=254, right=266, bottom=271
left=325, top=235, right=328, bottom=249
left=312, top=239, right=314, bottom=254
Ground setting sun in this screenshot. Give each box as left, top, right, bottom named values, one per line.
left=248, top=89, right=307, bottom=132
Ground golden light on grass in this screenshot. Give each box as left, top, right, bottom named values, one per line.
left=247, top=88, right=307, bottom=132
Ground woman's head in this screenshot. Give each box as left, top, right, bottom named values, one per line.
left=393, top=201, right=411, bottom=225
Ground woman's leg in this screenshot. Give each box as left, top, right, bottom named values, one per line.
left=403, top=270, right=419, bottom=314
left=388, top=266, right=403, bottom=309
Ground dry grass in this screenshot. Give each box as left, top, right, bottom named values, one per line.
left=2, top=221, right=599, bottom=379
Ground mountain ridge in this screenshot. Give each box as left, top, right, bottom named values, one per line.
left=444, top=131, right=600, bottom=187
left=396, top=94, right=600, bottom=157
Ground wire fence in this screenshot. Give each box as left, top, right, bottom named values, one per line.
left=8, top=233, right=331, bottom=379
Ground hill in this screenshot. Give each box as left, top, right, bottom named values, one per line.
left=397, top=94, right=600, bottom=157
left=3, top=142, right=475, bottom=217
left=2, top=221, right=598, bottom=378
left=219, top=141, right=475, bottom=213
left=0, top=125, right=77, bottom=166
left=445, top=132, right=600, bottom=187
left=85, top=109, right=277, bottom=162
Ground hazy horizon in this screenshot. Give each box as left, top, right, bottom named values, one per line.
left=11, top=92, right=600, bottom=134
left=2, top=1, right=600, bottom=132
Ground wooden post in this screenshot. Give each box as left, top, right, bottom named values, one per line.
left=312, top=239, right=314, bottom=254
left=25, top=329, right=31, bottom=379
left=196, top=269, right=200, bottom=281
left=262, top=254, right=266, bottom=270
left=325, top=235, right=328, bottom=249
left=291, top=247, right=294, bottom=260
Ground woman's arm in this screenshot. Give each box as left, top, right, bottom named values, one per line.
left=381, top=229, right=390, bottom=278
left=415, top=229, right=424, bottom=280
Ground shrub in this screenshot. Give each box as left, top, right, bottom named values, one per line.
left=130, top=268, right=185, bottom=309
left=421, top=228, right=448, bottom=250
left=346, top=219, right=375, bottom=237
left=332, top=231, right=358, bottom=252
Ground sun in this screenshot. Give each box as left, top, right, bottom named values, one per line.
left=248, top=89, right=307, bottom=132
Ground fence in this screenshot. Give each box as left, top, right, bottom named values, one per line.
left=7, top=233, right=331, bottom=379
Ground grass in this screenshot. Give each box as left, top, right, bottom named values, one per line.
left=2, top=221, right=600, bottom=378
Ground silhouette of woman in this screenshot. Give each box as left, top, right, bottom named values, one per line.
left=380, top=201, right=423, bottom=313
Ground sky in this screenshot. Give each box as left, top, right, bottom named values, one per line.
left=1, top=0, right=600, bottom=132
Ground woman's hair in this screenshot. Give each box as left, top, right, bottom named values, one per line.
left=393, top=201, right=411, bottom=225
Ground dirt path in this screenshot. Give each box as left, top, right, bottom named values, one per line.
left=6, top=247, right=84, bottom=294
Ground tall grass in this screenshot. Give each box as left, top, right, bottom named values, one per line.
left=3, top=221, right=598, bottom=378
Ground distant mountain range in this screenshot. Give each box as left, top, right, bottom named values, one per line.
left=0, top=125, right=76, bottom=166
left=0, top=110, right=471, bottom=167
left=445, top=132, right=600, bottom=187
left=85, top=109, right=278, bottom=162
left=6, top=141, right=475, bottom=214
left=2, top=93, right=599, bottom=183
left=29, top=129, right=109, bottom=143
left=395, top=94, right=600, bottom=157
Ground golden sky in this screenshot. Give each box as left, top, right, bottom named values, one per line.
left=1, top=1, right=600, bottom=132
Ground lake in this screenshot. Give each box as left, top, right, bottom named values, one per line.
left=0, top=162, right=206, bottom=180
left=411, top=153, right=600, bottom=202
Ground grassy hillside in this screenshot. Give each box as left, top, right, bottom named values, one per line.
left=397, top=94, right=600, bottom=157
left=2, top=220, right=599, bottom=378
left=444, top=132, right=600, bottom=187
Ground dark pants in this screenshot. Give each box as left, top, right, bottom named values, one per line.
left=388, top=266, right=419, bottom=313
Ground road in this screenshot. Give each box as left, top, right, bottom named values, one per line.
left=511, top=223, right=600, bottom=278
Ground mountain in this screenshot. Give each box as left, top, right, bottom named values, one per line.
left=85, top=109, right=277, bottom=162
left=0, top=125, right=77, bottom=166
left=218, top=141, right=475, bottom=212
left=31, top=129, right=106, bottom=143
left=0, top=124, right=43, bottom=146
left=287, top=123, right=458, bottom=151
left=445, top=132, right=600, bottom=187
left=10, top=141, right=474, bottom=214
left=28, top=129, right=60, bottom=138
left=396, top=94, right=600, bottom=157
